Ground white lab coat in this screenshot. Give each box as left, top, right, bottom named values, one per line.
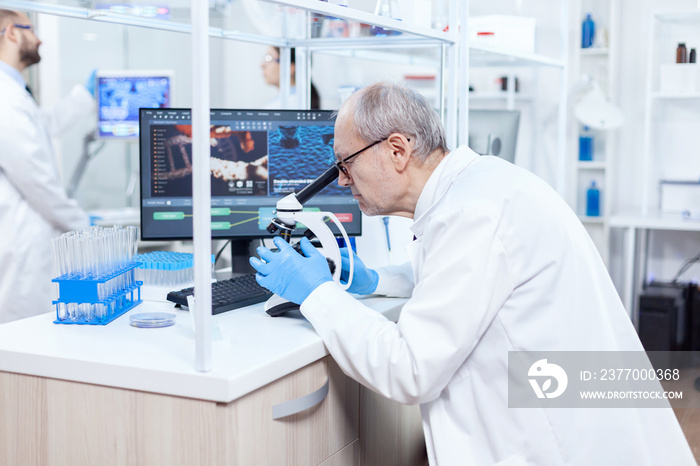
left=0, top=71, right=92, bottom=324
left=301, top=146, right=695, bottom=465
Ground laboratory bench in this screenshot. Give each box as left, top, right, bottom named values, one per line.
left=0, top=296, right=426, bottom=466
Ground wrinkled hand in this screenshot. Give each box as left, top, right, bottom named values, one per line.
left=340, top=247, right=379, bottom=295
left=250, top=236, right=333, bottom=305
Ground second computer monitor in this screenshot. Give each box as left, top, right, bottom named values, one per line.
left=138, top=108, right=362, bottom=241
left=97, top=69, right=173, bottom=139
left=468, top=109, right=521, bottom=163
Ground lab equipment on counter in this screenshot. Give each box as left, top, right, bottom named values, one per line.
left=586, top=181, right=600, bottom=217
left=166, top=274, right=272, bottom=315
left=134, top=251, right=202, bottom=288
left=50, top=225, right=142, bottom=325
left=129, top=312, right=176, bottom=328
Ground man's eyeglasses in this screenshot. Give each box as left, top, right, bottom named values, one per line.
left=0, top=24, right=32, bottom=37
left=335, top=137, right=411, bottom=178
left=264, top=54, right=280, bottom=63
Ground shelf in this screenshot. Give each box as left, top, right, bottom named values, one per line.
left=577, top=161, right=607, bottom=170
left=610, top=211, right=700, bottom=231
left=469, top=44, right=565, bottom=68
left=654, top=10, right=700, bottom=23
left=5, top=0, right=454, bottom=46
left=468, top=92, right=533, bottom=101
left=312, top=47, right=440, bottom=67
left=579, top=216, right=606, bottom=224
left=652, top=92, right=700, bottom=99
left=580, top=47, right=609, bottom=56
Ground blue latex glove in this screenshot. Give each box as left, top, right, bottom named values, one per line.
left=84, top=69, right=97, bottom=97
left=340, top=247, right=379, bottom=295
left=250, top=236, right=333, bottom=305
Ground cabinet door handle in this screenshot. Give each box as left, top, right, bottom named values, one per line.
left=272, top=379, right=329, bottom=420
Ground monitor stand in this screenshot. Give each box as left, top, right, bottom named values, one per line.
left=230, top=239, right=257, bottom=274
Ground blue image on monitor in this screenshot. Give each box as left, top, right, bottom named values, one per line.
left=98, top=73, right=172, bottom=139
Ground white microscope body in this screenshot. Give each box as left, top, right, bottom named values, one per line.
left=264, top=192, right=354, bottom=314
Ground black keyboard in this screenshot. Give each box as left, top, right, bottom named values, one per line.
left=166, top=274, right=273, bottom=315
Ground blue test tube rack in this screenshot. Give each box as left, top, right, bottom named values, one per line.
left=52, top=262, right=143, bottom=325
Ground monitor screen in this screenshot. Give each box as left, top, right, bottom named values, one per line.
left=138, top=108, right=362, bottom=241
left=97, top=70, right=173, bottom=139
left=468, top=109, right=520, bottom=163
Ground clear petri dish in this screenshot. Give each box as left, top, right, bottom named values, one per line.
left=129, top=312, right=176, bottom=328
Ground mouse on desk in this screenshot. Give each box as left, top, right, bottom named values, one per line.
left=265, top=294, right=300, bottom=317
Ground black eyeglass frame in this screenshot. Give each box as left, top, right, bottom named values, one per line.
left=335, top=136, right=410, bottom=177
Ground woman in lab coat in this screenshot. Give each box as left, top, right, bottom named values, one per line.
left=260, top=46, right=320, bottom=110
left=252, top=82, right=696, bottom=465
left=0, top=10, right=93, bottom=324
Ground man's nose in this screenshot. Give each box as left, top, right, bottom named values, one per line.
left=337, top=171, right=351, bottom=187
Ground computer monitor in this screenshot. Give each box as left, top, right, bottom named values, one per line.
left=468, top=110, right=520, bottom=163
left=97, top=70, right=173, bottom=139
left=138, top=108, right=362, bottom=248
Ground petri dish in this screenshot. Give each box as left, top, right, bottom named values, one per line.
left=129, top=312, right=176, bottom=328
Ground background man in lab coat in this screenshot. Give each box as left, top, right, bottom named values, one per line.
left=251, top=82, right=695, bottom=465
left=0, top=10, right=93, bottom=324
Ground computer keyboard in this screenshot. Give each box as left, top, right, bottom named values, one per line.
left=166, top=274, right=273, bottom=315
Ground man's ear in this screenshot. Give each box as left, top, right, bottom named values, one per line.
left=387, top=133, right=411, bottom=172
left=4, top=24, right=21, bottom=44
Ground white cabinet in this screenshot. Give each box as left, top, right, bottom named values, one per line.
left=0, top=357, right=360, bottom=466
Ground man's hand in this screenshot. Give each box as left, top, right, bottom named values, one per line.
left=250, top=236, right=333, bottom=305
left=340, top=248, right=379, bottom=295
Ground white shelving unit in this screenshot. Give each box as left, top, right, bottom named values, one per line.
left=568, top=0, right=620, bottom=265
left=3, top=0, right=569, bottom=369
left=611, top=9, right=700, bottom=320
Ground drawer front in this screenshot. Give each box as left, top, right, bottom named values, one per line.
left=0, top=371, right=218, bottom=466
left=217, top=356, right=359, bottom=465
left=318, top=440, right=359, bottom=466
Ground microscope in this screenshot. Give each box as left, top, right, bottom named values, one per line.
left=264, top=165, right=354, bottom=315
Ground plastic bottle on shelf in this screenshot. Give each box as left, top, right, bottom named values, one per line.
left=581, top=14, right=595, bottom=49
left=690, top=48, right=697, bottom=64
left=586, top=181, right=601, bottom=217
left=578, top=126, right=593, bottom=161
left=676, top=43, right=688, bottom=64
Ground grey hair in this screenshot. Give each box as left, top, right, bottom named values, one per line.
left=350, top=81, right=448, bottom=161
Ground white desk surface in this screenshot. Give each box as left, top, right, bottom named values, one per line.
left=610, top=210, right=700, bottom=231
left=0, top=297, right=406, bottom=403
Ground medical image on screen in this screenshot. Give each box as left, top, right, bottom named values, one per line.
left=149, top=124, right=269, bottom=198
left=98, top=76, right=170, bottom=138
left=268, top=125, right=348, bottom=196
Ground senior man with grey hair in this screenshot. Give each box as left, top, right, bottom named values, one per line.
left=251, top=81, right=694, bottom=465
